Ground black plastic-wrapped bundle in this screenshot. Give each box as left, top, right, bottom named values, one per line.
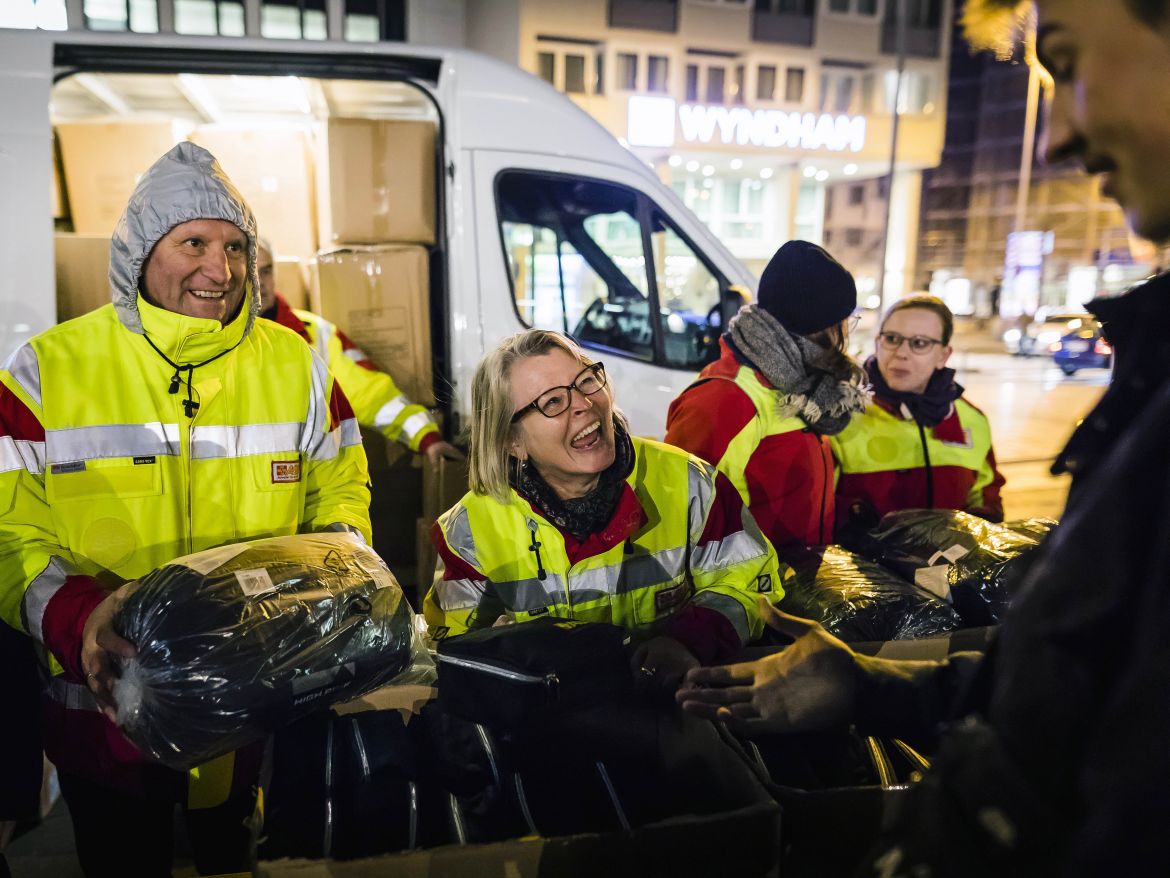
left=862, top=510, right=1049, bottom=627
left=779, top=545, right=962, bottom=642
left=112, top=532, right=433, bottom=770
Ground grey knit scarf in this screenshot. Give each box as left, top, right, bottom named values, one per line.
left=727, top=304, right=869, bottom=435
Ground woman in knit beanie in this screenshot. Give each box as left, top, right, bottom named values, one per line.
left=665, top=240, right=868, bottom=554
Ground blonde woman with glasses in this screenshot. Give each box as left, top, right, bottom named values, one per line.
left=830, top=294, right=1005, bottom=539
left=422, top=329, right=782, bottom=692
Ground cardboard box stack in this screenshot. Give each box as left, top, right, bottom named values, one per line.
left=54, top=234, right=112, bottom=322
left=188, top=125, right=318, bottom=261
left=56, top=118, right=186, bottom=235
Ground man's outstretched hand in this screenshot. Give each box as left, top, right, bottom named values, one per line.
left=676, top=600, right=859, bottom=736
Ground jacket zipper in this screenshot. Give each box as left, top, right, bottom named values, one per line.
left=436, top=653, right=559, bottom=689
left=817, top=438, right=830, bottom=544
left=916, top=419, right=934, bottom=509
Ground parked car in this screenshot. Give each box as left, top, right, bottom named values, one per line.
left=1003, top=310, right=1093, bottom=356
left=1050, top=320, right=1113, bottom=375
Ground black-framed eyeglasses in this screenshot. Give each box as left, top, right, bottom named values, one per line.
left=511, top=362, right=607, bottom=423
left=878, top=331, right=944, bottom=355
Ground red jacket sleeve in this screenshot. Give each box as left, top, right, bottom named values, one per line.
left=664, top=379, right=756, bottom=466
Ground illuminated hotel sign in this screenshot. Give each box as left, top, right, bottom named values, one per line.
left=627, top=95, right=867, bottom=153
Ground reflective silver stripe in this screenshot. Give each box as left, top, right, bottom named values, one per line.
left=373, top=396, right=408, bottom=428
left=3, top=344, right=42, bottom=406
left=46, top=422, right=181, bottom=464
left=340, top=417, right=361, bottom=449
left=686, top=459, right=717, bottom=541
left=45, top=677, right=102, bottom=713
left=190, top=423, right=301, bottom=459
left=22, top=557, right=74, bottom=643
left=343, top=347, right=368, bottom=364
left=691, top=529, right=767, bottom=572
left=301, top=354, right=331, bottom=459
left=0, top=436, right=46, bottom=475
left=493, top=574, right=569, bottom=613
left=693, top=591, right=752, bottom=643
left=564, top=546, right=685, bottom=598
left=443, top=506, right=480, bottom=570
left=399, top=411, right=432, bottom=441
left=433, top=576, right=489, bottom=611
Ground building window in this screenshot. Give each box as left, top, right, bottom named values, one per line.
left=829, top=0, right=849, bottom=10
left=564, top=54, right=587, bottom=94
left=828, top=0, right=880, bottom=13
left=647, top=55, right=669, bottom=93
left=845, top=228, right=863, bottom=247
left=757, top=64, right=777, bottom=101
left=685, top=64, right=699, bottom=101
left=617, top=52, right=638, bottom=91
left=820, top=69, right=859, bottom=114
left=538, top=52, right=556, bottom=85
left=849, top=185, right=864, bottom=205
left=733, top=64, right=746, bottom=105
left=706, top=65, right=726, bottom=103
left=785, top=66, right=804, bottom=102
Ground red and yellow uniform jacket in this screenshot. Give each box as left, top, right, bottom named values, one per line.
left=424, top=437, right=784, bottom=664
left=665, top=339, right=836, bottom=551
left=267, top=294, right=440, bottom=455
left=830, top=394, right=1005, bottom=531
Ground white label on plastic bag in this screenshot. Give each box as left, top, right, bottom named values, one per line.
left=175, top=542, right=252, bottom=575
left=940, top=543, right=970, bottom=562
left=915, top=565, right=952, bottom=601
left=235, top=567, right=275, bottom=597
left=356, top=555, right=395, bottom=590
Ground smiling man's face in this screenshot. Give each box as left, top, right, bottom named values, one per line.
left=141, top=218, right=249, bottom=324
left=1038, top=0, right=1170, bottom=242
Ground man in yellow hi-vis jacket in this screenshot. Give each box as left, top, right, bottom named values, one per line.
left=0, top=143, right=370, bottom=877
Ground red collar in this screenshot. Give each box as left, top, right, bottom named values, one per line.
left=268, top=294, right=311, bottom=343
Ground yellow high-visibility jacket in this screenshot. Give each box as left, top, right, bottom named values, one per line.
left=425, top=436, right=783, bottom=662
left=0, top=295, right=371, bottom=801
left=268, top=294, right=439, bottom=454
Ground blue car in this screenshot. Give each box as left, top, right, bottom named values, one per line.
left=1050, top=320, right=1112, bottom=375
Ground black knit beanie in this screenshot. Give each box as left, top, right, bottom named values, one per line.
left=756, top=240, right=857, bottom=336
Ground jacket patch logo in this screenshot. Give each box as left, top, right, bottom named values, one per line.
left=655, top=583, right=689, bottom=614
left=51, top=461, right=85, bottom=474
left=133, top=456, right=156, bottom=465
left=529, top=606, right=550, bottom=617
left=939, top=428, right=975, bottom=449
left=757, top=573, right=773, bottom=593
left=271, top=460, right=301, bottom=484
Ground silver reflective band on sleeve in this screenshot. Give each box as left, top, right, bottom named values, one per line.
left=22, top=556, right=74, bottom=644
left=343, top=347, right=369, bottom=364
left=692, top=590, right=752, bottom=643
left=433, top=577, right=490, bottom=611
left=399, top=411, right=433, bottom=442
left=340, top=417, right=361, bottom=449
left=46, top=423, right=181, bottom=464
left=190, top=423, right=302, bottom=459
left=313, top=319, right=332, bottom=362
left=46, top=676, right=102, bottom=713
left=0, top=436, right=46, bottom=475
left=3, top=344, right=42, bottom=407
left=442, top=507, right=481, bottom=570
left=691, top=529, right=768, bottom=572
left=373, top=396, right=408, bottom=428
left=686, top=459, right=717, bottom=541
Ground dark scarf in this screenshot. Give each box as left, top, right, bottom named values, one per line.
left=512, top=421, right=635, bottom=541
left=864, top=356, right=962, bottom=428
left=726, top=304, right=868, bottom=436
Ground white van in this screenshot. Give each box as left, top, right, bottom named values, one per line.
left=0, top=28, right=755, bottom=585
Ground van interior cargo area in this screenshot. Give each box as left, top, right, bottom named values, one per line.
left=50, top=71, right=448, bottom=599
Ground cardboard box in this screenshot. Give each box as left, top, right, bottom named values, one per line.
left=275, top=256, right=309, bottom=311
left=311, top=246, right=434, bottom=407
left=415, top=454, right=469, bottom=599
left=56, top=119, right=185, bottom=235
left=54, top=233, right=112, bottom=322
left=188, top=125, right=318, bottom=260
left=317, top=118, right=436, bottom=246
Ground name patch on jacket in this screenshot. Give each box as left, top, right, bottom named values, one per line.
left=51, top=461, right=85, bottom=474
left=133, top=456, right=156, bottom=465
left=271, top=460, right=302, bottom=484
left=654, top=583, right=690, bottom=614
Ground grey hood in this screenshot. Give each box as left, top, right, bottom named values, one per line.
left=108, top=142, right=261, bottom=335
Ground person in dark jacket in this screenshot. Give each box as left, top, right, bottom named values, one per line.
left=664, top=241, right=868, bottom=553
left=680, top=1, right=1170, bottom=874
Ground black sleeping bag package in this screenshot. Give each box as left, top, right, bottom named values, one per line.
left=112, top=532, right=430, bottom=770
left=779, top=545, right=962, bottom=642
left=861, top=510, right=1055, bottom=626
